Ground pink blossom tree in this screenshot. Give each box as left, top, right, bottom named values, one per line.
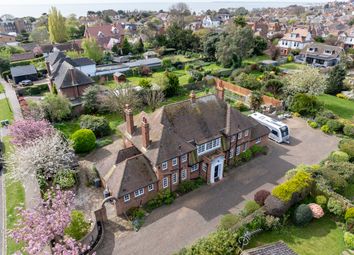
left=52, top=237, right=92, bottom=255
left=9, top=189, right=75, bottom=255
left=9, top=119, right=54, bottom=147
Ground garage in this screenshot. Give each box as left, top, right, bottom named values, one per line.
left=10, top=65, right=38, bottom=84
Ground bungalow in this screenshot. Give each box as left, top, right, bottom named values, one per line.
left=96, top=89, right=269, bottom=215
left=277, top=28, right=312, bottom=55
left=10, top=65, right=38, bottom=84
left=297, top=43, right=344, bottom=67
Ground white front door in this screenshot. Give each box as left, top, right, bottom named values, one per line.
left=210, top=156, right=224, bottom=184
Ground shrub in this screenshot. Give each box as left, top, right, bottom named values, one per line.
left=240, top=149, right=252, bottom=162
left=326, top=119, right=344, bottom=133
left=71, top=129, right=96, bottom=153
left=144, top=190, right=176, bottom=212
left=272, top=170, right=313, bottom=202
left=127, top=207, right=146, bottom=220
left=321, top=125, right=330, bottom=134
left=254, top=190, right=271, bottom=206
left=308, top=121, right=318, bottom=129
left=329, top=151, right=350, bottom=162
left=293, top=204, right=313, bottom=226
left=308, top=203, right=324, bottom=219
left=320, top=167, right=347, bottom=193
left=336, top=93, right=348, bottom=100
left=264, top=195, right=290, bottom=217
left=234, top=101, right=249, bottom=112
left=64, top=210, right=91, bottom=240
left=339, top=139, right=354, bottom=159
left=241, top=200, right=260, bottom=217
left=327, top=197, right=344, bottom=216
left=264, top=215, right=281, bottom=231
left=315, top=116, right=329, bottom=127
left=345, top=208, right=354, bottom=221
left=315, top=195, right=327, bottom=208
left=139, top=78, right=152, bottom=89
left=218, top=214, right=240, bottom=230
left=343, top=125, right=354, bottom=138
left=79, top=115, right=111, bottom=138
left=319, top=110, right=337, bottom=119
left=289, top=93, right=323, bottom=116
left=176, top=178, right=204, bottom=195
left=250, top=145, right=266, bottom=155
left=344, top=232, right=354, bottom=249
left=53, top=169, right=76, bottom=189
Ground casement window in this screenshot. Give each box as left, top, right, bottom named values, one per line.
left=206, top=141, right=212, bottom=150
left=243, top=143, right=248, bottom=152
left=148, top=184, right=154, bottom=192
left=238, top=132, right=242, bottom=139
left=172, top=157, right=178, bottom=166
left=236, top=146, right=241, bottom=156
left=202, top=163, right=207, bottom=172
left=172, top=172, right=178, bottom=184
left=196, top=138, right=221, bottom=156
left=229, top=147, right=235, bottom=159
left=244, top=130, right=249, bottom=137
left=181, top=169, right=187, bottom=180
left=123, top=194, right=130, bottom=203
left=256, top=138, right=261, bottom=144
left=197, top=144, right=205, bottom=154
left=181, top=154, right=187, bottom=163
left=162, top=161, right=168, bottom=170
left=191, top=163, right=199, bottom=172
left=134, top=188, right=144, bottom=198
left=231, top=135, right=236, bottom=143
left=162, top=177, right=169, bottom=188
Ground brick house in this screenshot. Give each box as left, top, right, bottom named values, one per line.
left=97, top=90, right=269, bottom=215
left=277, top=28, right=312, bottom=55
left=84, top=23, right=125, bottom=50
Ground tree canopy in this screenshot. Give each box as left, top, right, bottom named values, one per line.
left=48, top=7, right=67, bottom=43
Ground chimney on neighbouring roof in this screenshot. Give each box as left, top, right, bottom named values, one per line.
left=190, top=90, right=196, bottom=103
left=45, top=61, right=51, bottom=76
left=216, top=81, right=224, bottom=101
left=141, top=116, right=150, bottom=149
left=69, top=68, right=75, bottom=85
left=124, top=104, right=134, bottom=135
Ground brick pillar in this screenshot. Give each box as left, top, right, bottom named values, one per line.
left=124, top=104, right=134, bottom=135
left=190, top=90, right=196, bottom=103
left=216, top=86, right=224, bottom=101
left=141, top=116, right=150, bottom=149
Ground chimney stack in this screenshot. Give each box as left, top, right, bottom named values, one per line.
left=124, top=104, right=134, bottom=135
left=69, top=68, right=75, bottom=85
left=141, top=116, right=150, bottom=149
left=45, top=61, right=51, bottom=76
left=216, top=80, right=224, bottom=101
left=190, top=90, right=196, bottom=103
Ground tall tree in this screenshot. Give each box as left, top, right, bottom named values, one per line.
left=325, top=64, right=346, bottom=95
left=81, top=37, right=104, bottom=63
left=29, top=26, right=49, bottom=43
left=48, top=7, right=67, bottom=43
left=253, top=36, right=268, bottom=56
left=233, top=16, right=247, bottom=28
left=65, top=14, right=80, bottom=40
left=165, top=23, right=200, bottom=51
left=249, top=91, right=263, bottom=111
left=169, top=2, right=191, bottom=27
left=203, top=32, right=220, bottom=61
left=121, top=38, right=132, bottom=55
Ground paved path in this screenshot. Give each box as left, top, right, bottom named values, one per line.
left=97, top=118, right=339, bottom=255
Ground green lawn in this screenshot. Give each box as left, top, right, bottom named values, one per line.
left=247, top=216, right=345, bottom=255
left=162, top=54, right=198, bottom=63
left=280, top=62, right=305, bottom=70
left=0, top=98, right=13, bottom=121
left=317, top=94, right=354, bottom=120
left=244, top=55, right=270, bottom=65
left=127, top=70, right=191, bottom=86
left=0, top=83, right=4, bottom=93
left=202, top=63, right=224, bottom=72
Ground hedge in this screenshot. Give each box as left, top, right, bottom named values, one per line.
left=16, top=83, right=49, bottom=96
left=272, top=170, right=313, bottom=202
left=10, top=56, right=45, bottom=67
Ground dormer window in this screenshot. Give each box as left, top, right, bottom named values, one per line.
left=97, top=31, right=105, bottom=38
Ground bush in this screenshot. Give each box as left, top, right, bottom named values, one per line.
left=218, top=214, right=240, bottom=230
left=234, top=101, right=249, bottom=112
left=320, top=167, right=347, bottom=193
left=79, top=115, right=111, bottom=138
left=240, top=149, right=252, bottom=162
left=53, top=169, right=76, bottom=189
left=71, top=129, right=96, bottom=153
left=329, top=151, right=350, bottom=162
left=326, top=119, right=344, bottom=133
left=254, top=190, right=271, bottom=206
left=327, top=197, right=344, bottom=216
left=64, top=210, right=91, bottom=240
left=241, top=200, right=260, bottom=217
left=336, top=93, right=348, bottom=100
left=127, top=207, right=146, bottom=220
left=321, top=125, right=330, bottom=134
left=176, top=178, right=204, bottom=195
left=293, top=204, right=313, bottom=226
left=345, top=208, right=354, bottom=221
left=289, top=93, right=323, bottom=116
left=264, top=215, right=281, bottom=231
left=264, top=195, right=290, bottom=217
left=339, top=139, right=354, bottom=159
left=343, top=125, right=354, bottom=138
left=315, top=195, right=327, bottom=208
left=315, top=116, right=329, bottom=127
left=308, top=203, right=324, bottom=219
left=144, top=190, right=176, bottom=212
left=344, top=232, right=354, bottom=249
left=250, top=145, right=266, bottom=155
left=308, top=121, right=318, bottom=129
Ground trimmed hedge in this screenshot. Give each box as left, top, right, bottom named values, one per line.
left=71, top=129, right=96, bottom=153
left=16, top=83, right=49, bottom=96
left=339, top=139, right=354, bottom=159
left=10, top=56, right=45, bottom=67
left=328, top=151, right=350, bottom=162
left=254, top=190, right=271, bottom=206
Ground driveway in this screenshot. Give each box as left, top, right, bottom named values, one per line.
left=97, top=118, right=339, bottom=255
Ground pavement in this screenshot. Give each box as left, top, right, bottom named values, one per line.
left=97, top=117, right=339, bottom=255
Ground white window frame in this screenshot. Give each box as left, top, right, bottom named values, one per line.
left=229, top=147, right=235, bottom=159
left=181, top=169, right=187, bottom=180
left=123, top=194, right=130, bottom=203
left=162, top=177, right=169, bottom=189
left=148, top=184, right=154, bottom=192
left=162, top=161, right=168, bottom=170
left=231, top=135, right=236, bottom=143
left=256, top=138, right=261, bottom=144
left=181, top=154, right=187, bottom=163
left=172, top=172, right=178, bottom=184
left=236, top=146, right=241, bottom=156
left=191, top=163, right=199, bottom=172
left=244, top=129, right=249, bottom=137
left=134, top=188, right=144, bottom=198
left=238, top=132, right=242, bottom=139
left=202, top=163, right=207, bottom=172
left=172, top=157, right=178, bottom=166
left=243, top=143, right=248, bottom=152
left=196, top=138, right=221, bottom=156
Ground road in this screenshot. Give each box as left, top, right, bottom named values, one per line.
left=97, top=118, right=339, bottom=255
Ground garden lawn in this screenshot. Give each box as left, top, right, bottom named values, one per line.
left=0, top=98, right=13, bottom=121
left=243, top=55, right=270, bottom=65
left=127, top=70, right=190, bottom=86
left=0, top=83, right=4, bottom=93
left=317, top=94, right=354, bottom=120
left=247, top=216, right=345, bottom=255
left=202, top=63, right=224, bottom=72
left=280, top=62, right=305, bottom=70
left=162, top=54, right=198, bottom=63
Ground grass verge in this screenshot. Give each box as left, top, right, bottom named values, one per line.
left=317, top=94, right=354, bottom=120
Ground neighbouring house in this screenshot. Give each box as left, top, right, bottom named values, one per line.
left=296, top=42, right=344, bottom=67
left=71, top=57, right=96, bottom=77
left=0, top=32, right=16, bottom=44
left=277, top=27, right=312, bottom=55
left=113, top=72, right=126, bottom=83
left=185, top=21, right=203, bottom=31
left=143, top=51, right=158, bottom=59
left=96, top=89, right=270, bottom=215
left=0, top=17, right=33, bottom=34
left=248, top=18, right=269, bottom=38
left=340, top=30, right=354, bottom=49
left=10, top=65, right=38, bottom=84
left=84, top=23, right=125, bottom=50
left=202, top=16, right=221, bottom=28
left=10, top=52, right=35, bottom=62
left=241, top=241, right=298, bottom=255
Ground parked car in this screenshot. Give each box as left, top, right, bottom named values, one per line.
left=19, top=80, right=33, bottom=86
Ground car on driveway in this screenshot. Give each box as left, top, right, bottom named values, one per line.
left=19, top=80, right=33, bottom=86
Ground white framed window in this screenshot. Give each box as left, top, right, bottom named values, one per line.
left=172, top=157, right=178, bottom=166
left=123, top=194, right=130, bottom=203
left=181, top=154, right=187, bottom=163
left=236, top=146, right=241, bottom=156
left=197, top=144, right=205, bottom=154
left=229, top=148, right=235, bottom=159
left=172, top=172, right=178, bottom=184
left=134, top=188, right=144, bottom=198
left=202, top=163, right=207, bottom=172
left=256, top=138, right=261, bottom=144
left=215, top=138, right=221, bottom=147
left=148, top=184, right=154, bottom=192
left=238, top=132, right=242, bottom=139
left=162, top=177, right=169, bottom=188
left=231, top=135, right=236, bottom=143
left=206, top=141, right=212, bottom=150
left=244, top=130, right=249, bottom=137
left=162, top=161, right=168, bottom=170
left=181, top=169, right=187, bottom=180
left=196, top=138, right=221, bottom=156
left=243, top=143, right=248, bottom=152
left=191, top=163, right=199, bottom=172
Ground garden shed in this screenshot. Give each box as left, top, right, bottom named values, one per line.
left=10, top=65, right=38, bottom=84
left=113, top=72, right=126, bottom=83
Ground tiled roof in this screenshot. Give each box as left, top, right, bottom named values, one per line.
left=241, top=241, right=298, bottom=255
left=10, top=65, right=37, bottom=77
left=10, top=52, right=35, bottom=62
left=86, top=23, right=124, bottom=39
left=72, top=57, right=95, bottom=66
left=300, top=42, right=343, bottom=59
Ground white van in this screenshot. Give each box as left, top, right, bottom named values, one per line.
left=249, top=112, right=290, bottom=144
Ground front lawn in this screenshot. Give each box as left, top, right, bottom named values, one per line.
left=247, top=216, right=345, bottom=255
left=279, top=62, right=305, bottom=70
left=317, top=94, right=354, bottom=120
left=0, top=83, right=4, bottom=93
left=0, top=98, right=13, bottom=121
